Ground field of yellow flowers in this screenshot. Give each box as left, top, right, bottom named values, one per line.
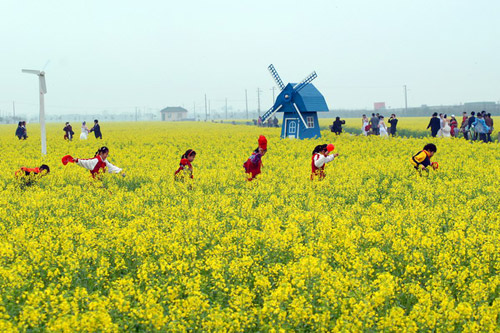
left=0, top=119, right=498, bottom=331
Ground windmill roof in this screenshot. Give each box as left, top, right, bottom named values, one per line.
left=288, top=83, right=329, bottom=112
left=160, top=106, right=188, bottom=113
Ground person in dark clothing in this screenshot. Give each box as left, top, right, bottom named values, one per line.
left=63, top=122, right=75, bottom=141
left=467, top=112, right=476, bottom=140
left=273, top=116, right=279, bottom=128
left=460, top=112, right=469, bottom=140
left=388, top=114, right=398, bottom=136
left=89, top=119, right=102, bottom=139
left=22, top=121, right=27, bottom=139
left=370, top=113, right=380, bottom=135
left=16, top=121, right=28, bottom=140
left=485, top=113, right=494, bottom=142
left=427, top=113, right=441, bottom=137
left=331, top=117, right=346, bottom=135
left=15, top=122, right=24, bottom=140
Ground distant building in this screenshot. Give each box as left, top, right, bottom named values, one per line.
left=463, top=101, right=496, bottom=112
left=160, top=107, right=188, bottom=121
left=374, top=102, right=386, bottom=110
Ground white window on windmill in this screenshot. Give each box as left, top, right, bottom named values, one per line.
left=307, top=116, right=314, bottom=128
left=289, top=121, right=297, bottom=133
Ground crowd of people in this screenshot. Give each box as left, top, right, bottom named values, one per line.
left=327, top=113, right=398, bottom=136
left=14, top=119, right=103, bottom=141
left=16, top=134, right=442, bottom=189
left=427, top=111, right=494, bottom=142
left=256, top=116, right=279, bottom=127
left=357, top=113, right=397, bottom=136
left=64, top=119, right=102, bottom=140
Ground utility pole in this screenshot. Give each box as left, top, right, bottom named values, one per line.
left=135, top=107, right=138, bottom=121
left=204, top=94, right=207, bottom=120
left=404, top=85, right=408, bottom=114
left=245, top=89, right=248, bottom=119
left=193, top=102, right=196, bottom=120
left=257, top=88, right=262, bottom=117
left=225, top=98, right=228, bottom=119
left=270, top=87, right=276, bottom=103
left=13, top=101, right=15, bottom=119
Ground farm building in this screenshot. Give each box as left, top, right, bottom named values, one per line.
left=160, top=107, right=188, bottom=121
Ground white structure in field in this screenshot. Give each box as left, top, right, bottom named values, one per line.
left=22, top=69, right=47, bottom=155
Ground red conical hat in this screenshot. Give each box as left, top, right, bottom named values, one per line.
left=258, top=135, right=267, bottom=150
left=61, top=155, right=75, bottom=165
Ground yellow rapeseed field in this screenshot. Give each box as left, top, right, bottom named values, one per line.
left=0, top=120, right=498, bottom=331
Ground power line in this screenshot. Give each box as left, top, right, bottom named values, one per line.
left=257, top=88, right=262, bottom=117
left=245, top=89, right=248, bottom=119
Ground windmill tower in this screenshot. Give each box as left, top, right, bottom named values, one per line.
left=261, top=64, right=330, bottom=139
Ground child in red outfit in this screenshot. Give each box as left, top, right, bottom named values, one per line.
left=175, top=149, right=196, bottom=180
left=311, top=144, right=338, bottom=180
left=62, top=146, right=125, bottom=179
left=243, top=135, right=267, bottom=181
left=15, top=164, right=50, bottom=187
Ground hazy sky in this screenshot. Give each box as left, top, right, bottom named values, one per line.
left=1, top=0, right=499, bottom=116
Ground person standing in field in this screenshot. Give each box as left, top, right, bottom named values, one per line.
left=436, top=113, right=445, bottom=137
left=273, top=116, right=279, bottom=128
left=174, top=149, right=196, bottom=181
left=63, top=122, right=74, bottom=141
left=80, top=121, right=89, bottom=140
left=468, top=112, right=476, bottom=140
left=361, top=114, right=369, bottom=136
left=484, top=113, right=494, bottom=142
left=90, top=119, right=102, bottom=139
left=62, top=146, right=125, bottom=179
left=388, top=114, right=398, bottom=136
left=471, top=113, right=490, bottom=143
left=379, top=115, right=388, bottom=136
left=427, top=113, right=441, bottom=137
left=449, top=115, right=458, bottom=137
left=331, top=116, right=346, bottom=135
left=16, top=121, right=28, bottom=140
left=15, top=122, right=25, bottom=140
left=243, top=135, right=267, bottom=181
left=460, top=112, right=469, bottom=139
left=311, top=144, right=338, bottom=180
left=370, top=113, right=380, bottom=135
left=441, top=115, right=451, bottom=137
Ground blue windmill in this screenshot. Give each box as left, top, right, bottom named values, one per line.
left=261, top=64, right=330, bottom=139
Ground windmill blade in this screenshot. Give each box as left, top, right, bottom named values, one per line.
left=261, top=104, right=283, bottom=122
left=39, top=74, right=47, bottom=94
left=22, top=69, right=41, bottom=75
left=293, top=102, right=309, bottom=128
left=268, top=64, right=285, bottom=90
left=293, top=71, right=317, bottom=92
left=42, top=60, right=51, bottom=71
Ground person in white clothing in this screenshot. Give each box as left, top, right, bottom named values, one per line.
left=80, top=121, right=89, bottom=140
left=437, top=113, right=445, bottom=137
left=441, top=114, right=451, bottom=137
left=62, top=146, right=125, bottom=179
left=311, top=144, right=339, bottom=180
left=361, top=114, right=369, bottom=136
left=379, top=116, right=388, bottom=136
